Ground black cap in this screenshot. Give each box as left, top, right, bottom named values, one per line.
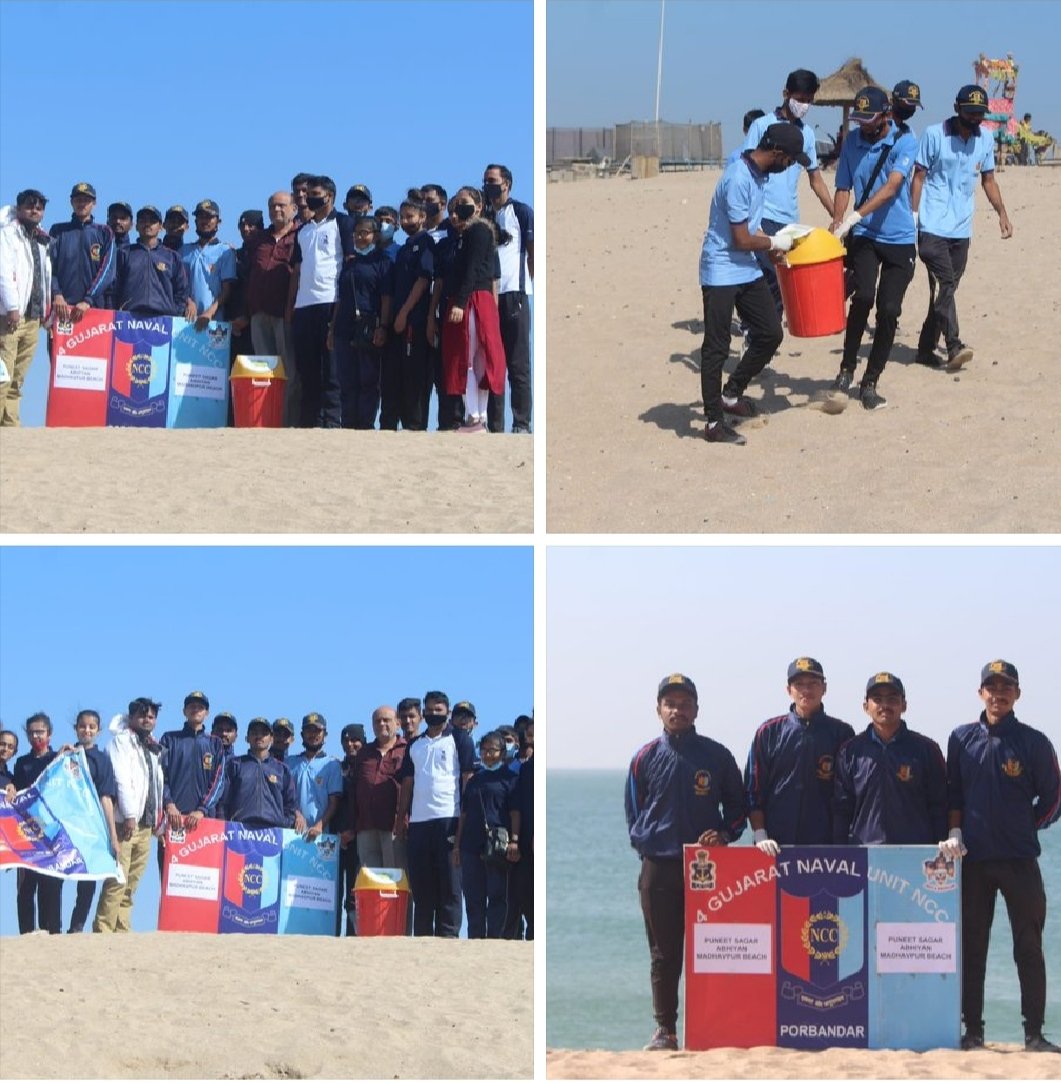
left=980, top=659, right=1019, bottom=686
left=70, top=182, right=97, bottom=199
left=341, top=724, right=366, bottom=743
left=272, top=717, right=295, bottom=734
left=212, top=711, right=238, bottom=729
left=184, top=690, right=210, bottom=709
left=452, top=700, right=477, bottom=719
left=892, top=80, right=924, bottom=109
left=850, top=86, right=890, bottom=121
left=302, top=712, right=326, bottom=729
left=865, top=672, right=905, bottom=697
left=165, top=204, right=189, bottom=223
left=787, top=657, right=825, bottom=682
left=657, top=673, right=698, bottom=701
left=247, top=716, right=272, bottom=731
left=194, top=199, right=220, bottom=217
left=239, top=209, right=264, bottom=229
left=108, top=201, right=133, bottom=217
left=346, top=184, right=372, bottom=202
left=136, top=205, right=163, bottom=223
left=955, top=85, right=989, bottom=114
left=759, top=123, right=811, bottom=168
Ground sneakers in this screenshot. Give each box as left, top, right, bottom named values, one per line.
left=833, top=370, right=853, bottom=393
left=704, top=422, right=746, bottom=445
left=1025, top=1033, right=1061, bottom=1053
left=860, top=382, right=888, bottom=411
left=721, top=394, right=758, bottom=418
left=960, top=1031, right=985, bottom=1051
left=644, top=1027, right=679, bottom=1052
left=915, top=351, right=945, bottom=369
left=946, top=345, right=974, bottom=372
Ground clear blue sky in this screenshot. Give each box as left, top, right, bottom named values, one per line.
left=547, top=544, right=1060, bottom=770
left=0, top=544, right=533, bottom=934
left=0, top=0, right=533, bottom=427
left=547, top=1, right=1058, bottom=153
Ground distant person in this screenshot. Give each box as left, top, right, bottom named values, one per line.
left=833, top=672, right=948, bottom=844
left=744, top=658, right=854, bottom=853
left=211, top=712, right=239, bottom=767
left=115, top=206, right=192, bottom=317
left=1017, top=113, right=1045, bottom=166
left=742, top=69, right=835, bottom=316
left=13, top=713, right=61, bottom=934
left=219, top=717, right=296, bottom=829
left=451, top=701, right=477, bottom=734
left=374, top=205, right=401, bottom=262
left=291, top=173, right=314, bottom=225
left=483, top=163, right=534, bottom=433
left=509, top=717, right=533, bottom=939
left=100, top=202, right=133, bottom=309
left=626, top=674, right=746, bottom=1052
left=910, top=84, right=1012, bottom=371
left=0, top=188, right=52, bottom=427
left=348, top=708, right=408, bottom=866
left=94, top=698, right=166, bottom=933
left=270, top=717, right=296, bottom=760
left=288, top=712, right=343, bottom=840
left=228, top=209, right=263, bottom=360
left=697, top=123, right=803, bottom=445
left=726, top=109, right=766, bottom=167
left=162, top=205, right=189, bottom=252
left=334, top=723, right=367, bottom=936
left=830, top=85, right=919, bottom=411
left=421, top=183, right=463, bottom=430
left=49, top=181, right=115, bottom=324
left=344, top=184, right=373, bottom=218
left=397, top=698, right=423, bottom=742
left=181, top=200, right=236, bottom=331
left=0, top=729, right=18, bottom=794
left=944, top=660, right=1061, bottom=1053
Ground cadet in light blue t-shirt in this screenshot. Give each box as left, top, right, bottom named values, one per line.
left=829, top=84, right=921, bottom=411
left=181, top=199, right=237, bottom=328
left=697, top=124, right=806, bottom=447
left=910, top=84, right=1013, bottom=370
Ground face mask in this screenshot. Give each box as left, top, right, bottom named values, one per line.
left=482, top=759, right=502, bottom=771
left=424, top=202, right=441, bottom=217
left=504, top=741, right=517, bottom=759
left=958, top=113, right=982, bottom=135
left=483, top=182, right=504, bottom=202
left=354, top=244, right=374, bottom=256
left=30, top=735, right=49, bottom=753
left=379, top=222, right=396, bottom=241
left=892, top=102, right=916, bottom=122
left=197, top=228, right=217, bottom=241
left=454, top=203, right=475, bottom=222
left=787, top=98, right=811, bottom=120
left=306, top=196, right=326, bottom=211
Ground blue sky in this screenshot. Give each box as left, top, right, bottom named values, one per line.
left=0, top=545, right=533, bottom=934
left=0, top=0, right=533, bottom=427
left=547, top=544, right=1060, bottom=770
left=547, top=1, right=1058, bottom=156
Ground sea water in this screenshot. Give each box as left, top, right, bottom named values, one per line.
left=546, top=769, right=1061, bottom=1050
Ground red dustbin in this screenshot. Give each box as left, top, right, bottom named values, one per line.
left=775, top=227, right=847, bottom=336
left=230, top=354, right=286, bottom=427
left=355, top=867, right=410, bottom=936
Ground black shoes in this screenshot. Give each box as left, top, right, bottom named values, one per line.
left=915, top=351, right=945, bottom=369
left=644, top=1027, right=679, bottom=1051
left=721, top=394, right=759, bottom=418
left=860, top=382, right=888, bottom=410
left=1025, top=1033, right=1061, bottom=1053
left=833, top=370, right=853, bottom=393
left=704, top=422, right=746, bottom=445
left=946, top=345, right=974, bottom=372
left=960, top=1031, right=985, bottom=1050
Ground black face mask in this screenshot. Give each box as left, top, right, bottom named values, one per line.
left=892, top=102, right=916, bottom=123
left=483, top=182, right=504, bottom=202
left=957, top=112, right=983, bottom=136
left=306, top=195, right=326, bottom=211
left=196, top=228, right=217, bottom=241
left=454, top=203, right=476, bottom=221
left=424, top=201, right=441, bottom=217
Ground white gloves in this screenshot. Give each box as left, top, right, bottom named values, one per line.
left=938, top=828, right=967, bottom=860
left=768, top=233, right=793, bottom=253
left=753, top=828, right=780, bottom=856
left=834, top=211, right=862, bottom=240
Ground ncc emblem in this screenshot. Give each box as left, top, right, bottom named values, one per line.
left=1002, top=758, right=1023, bottom=778
left=127, top=352, right=153, bottom=386
left=688, top=848, right=716, bottom=891
left=202, top=753, right=214, bottom=770
left=816, top=755, right=834, bottom=781
left=240, top=863, right=264, bottom=896
left=693, top=769, right=712, bottom=796
left=922, top=853, right=957, bottom=891
left=801, top=910, right=848, bottom=962
left=896, top=764, right=913, bottom=783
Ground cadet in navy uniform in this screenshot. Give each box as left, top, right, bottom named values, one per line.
left=744, top=657, right=855, bottom=854
left=210, top=712, right=239, bottom=767
left=100, top=202, right=133, bottom=310
left=115, top=207, right=192, bottom=317
left=625, top=674, right=746, bottom=1052
left=943, top=660, right=1061, bottom=1053
left=49, top=181, right=115, bottom=324
left=833, top=672, right=947, bottom=845
left=219, top=717, right=296, bottom=829
left=13, top=713, right=61, bottom=934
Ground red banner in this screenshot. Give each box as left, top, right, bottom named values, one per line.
left=158, top=818, right=226, bottom=932
left=47, top=311, right=114, bottom=426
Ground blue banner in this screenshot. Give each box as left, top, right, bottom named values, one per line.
left=219, top=825, right=282, bottom=934
left=277, top=831, right=340, bottom=935
left=107, top=313, right=172, bottom=426
left=167, top=318, right=230, bottom=428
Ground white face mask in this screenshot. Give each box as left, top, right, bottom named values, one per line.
left=787, top=99, right=811, bottom=120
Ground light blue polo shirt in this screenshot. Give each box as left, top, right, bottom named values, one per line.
left=699, top=153, right=767, bottom=287
left=288, top=750, right=343, bottom=825
left=835, top=122, right=918, bottom=245
left=743, top=109, right=819, bottom=223
left=181, top=239, right=237, bottom=314
left=916, top=118, right=996, bottom=239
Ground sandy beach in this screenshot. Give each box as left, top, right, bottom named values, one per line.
left=547, top=165, right=1061, bottom=533
left=0, top=933, right=532, bottom=1079
left=547, top=1045, right=1059, bottom=1079
left=0, top=429, right=532, bottom=534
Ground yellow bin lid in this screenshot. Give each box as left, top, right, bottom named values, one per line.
left=231, top=354, right=287, bottom=380
left=355, top=866, right=410, bottom=892
left=786, top=227, right=846, bottom=266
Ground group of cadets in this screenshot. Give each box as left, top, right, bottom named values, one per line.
left=2, top=691, right=534, bottom=943
left=626, top=659, right=1060, bottom=1053
left=698, top=67, right=1012, bottom=444
left=0, top=164, right=533, bottom=432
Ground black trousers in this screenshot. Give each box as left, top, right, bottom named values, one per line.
left=293, top=303, right=341, bottom=428
left=334, top=337, right=382, bottom=429
left=840, top=236, right=916, bottom=383
left=381, top=325, right=430, bottom=430
left=638, top=856, right=685, bottom=1033
left=407, top=817, right=462, bottom=937
left=961, top=857, right=1048, bottom=1035
left=700, top=279, right=783, bottom=424
left=69, top=879, right=97, bottom=932
left=487, top=291, right=532, bottom=432
left=751, top=217, right=785, bottom=317
left=504, top=850, right=533, bottom=940
left=916, top=231, right=971, bottom=359
left=338, top=839, right=360, bottom=936
left=427, top=339, right=464, bottom=430
left=17, top=869, right=62, bottom=934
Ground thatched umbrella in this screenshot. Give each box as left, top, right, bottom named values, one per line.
left=816, top=57, right=888, bottom=134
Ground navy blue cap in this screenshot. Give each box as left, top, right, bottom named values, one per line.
left=759, top=123, right=811, bottom=167
left=865, top=672, right=905, bottom=697
left=980, top=659, right=1019, bottom=685
left=658, top=673, right=698, bottom=701
left=788, top=657, right=825, bottom=682
left=892, top=80, right=924, bottom=109
left=955, top=85, right=989, bottom=113
left=850, top=86, right=890, bottom=121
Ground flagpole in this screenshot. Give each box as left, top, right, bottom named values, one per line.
left=654, top=0, right=665, bottom=159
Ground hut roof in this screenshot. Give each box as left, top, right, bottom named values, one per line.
left=816, top=58, right=887, bottom=105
